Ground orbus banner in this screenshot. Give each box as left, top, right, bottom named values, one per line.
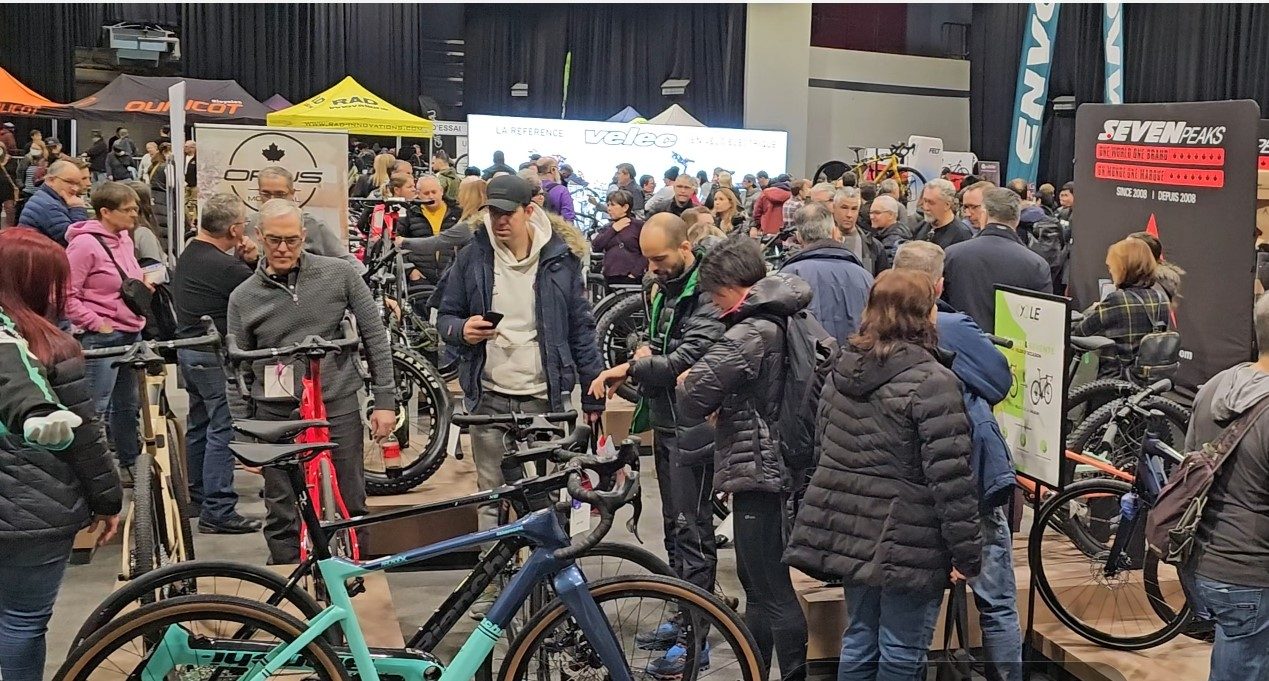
left=1071, top=101, right=1260, bottom=389
left=194, top=124, right=349, bottom=244
left=1103, top=3, right=1124, bottom=105
left=1006, top=3, right=1061, bottom=185
left=466, top=114, right=788, bottom=188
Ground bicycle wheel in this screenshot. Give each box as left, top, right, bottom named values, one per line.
left=894, top=165, right=927, bottom=201
left=580, top=542, right=673, bottom=579
left=592, top=288, right=639, bottom=327
left=163, top=469, right=197, bottom=564
left=56, top=595, right=348, bottom=680
left=317, top=458, right=357, bottom=559
left=500, top=575, right=764, bottom=681
left=1066, top=378, right=1136, bottom=431
left=595, top=292, right=646, bottom=403
left=1029, top=479, right=1192, bottom=650
left=1066, top=395, right=1190, bottom=476
left=812, top=160, right=850, bottom=184
left=70, top=559, right=325, bottom=649
left=128, top=453, right=160, bottom=580
left=364, top=347, right=453, bottom=495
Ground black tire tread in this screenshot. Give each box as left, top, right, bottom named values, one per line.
left=129, top=452, right=158, bottom=581
left=1068, top=394, right=1191, bottom=452
left=595, top=292, right=646, bottom=403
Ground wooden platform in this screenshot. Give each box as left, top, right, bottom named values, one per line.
left=795, top=538, right=1210, bottom=680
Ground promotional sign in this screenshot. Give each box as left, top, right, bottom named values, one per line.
left=1259, top=119, right=1269, bottom=171
left=1007, top=3, right=1060, bottom=185
left=977, top=160, right=1002, bottom=186
left=467, top=114, right=787, bottom=188
left=994, top=285, right=1070, bottom=488
left=194, top=124, right=349, bottom=243
left=1072, top=101, right=1260, bottom=388
left=169, top=82, right=187, bottom=260
left=1103, top=3, right=1124, bottom=105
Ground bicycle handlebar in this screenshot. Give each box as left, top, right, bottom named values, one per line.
left=81, top=316, right=221, bottom=362
left=499, top=424, right=592, bottom=474
left=1095, top=379, right=1175, bottom=454
left=987, top=334, right=1014, bottom=349
left=225, top=319, right=360, bottom=363
left=554, top=438, right=642, bottom=561
left=452, top=411, right=578, bottom=428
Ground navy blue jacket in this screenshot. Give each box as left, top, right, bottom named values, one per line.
left=936, top=300, right=1015, bottom=508
left=18, top=183, right=88, bottom=245
left=778, top=240, right=874, bottom=345
left=437, top=228, right=606, bottom=413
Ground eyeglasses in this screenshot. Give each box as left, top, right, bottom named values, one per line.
left=259, top=190, right=293, bottom=201
left=263, top=235, right=303, bottom=249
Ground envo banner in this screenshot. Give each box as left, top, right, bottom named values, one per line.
left=1072, top=101, right=1260, bottom=388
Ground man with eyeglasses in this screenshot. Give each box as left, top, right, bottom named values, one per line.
left=869, top=194, right=912, bottom=263
left=17, top=159, right=87, bottom=245
left=960, top=181, right=993, bottom=233
left=227, top=199, right=397, bottom=563
left=251, top=165, right=365, bottom=275
left=171, top=193, right=262, bottom=534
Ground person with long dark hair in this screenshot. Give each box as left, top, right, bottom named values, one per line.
left=785, top=268, right=981, bottom=681
left=0, top=228, right=122, bottom=681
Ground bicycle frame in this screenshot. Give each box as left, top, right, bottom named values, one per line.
left=295, top=351, right=360, bottom=561
left=118, top=498, right=635, bottom=681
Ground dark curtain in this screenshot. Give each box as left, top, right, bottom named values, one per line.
left=466, top=5, right=745, bottom=126
left=972, top=3, right=1269, bottom=186
left=0, top=4, right=82, bottom=102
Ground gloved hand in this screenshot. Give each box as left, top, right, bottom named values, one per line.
left=23, top=410, right=83, bottom=449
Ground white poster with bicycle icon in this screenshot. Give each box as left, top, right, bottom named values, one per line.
left=993, top=285, right=1071, bottom=489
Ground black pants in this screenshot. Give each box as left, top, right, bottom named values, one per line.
left=258, top=407, right=368, bottom=564
left=653, top=430, right=717, bottom=593
left=733, top=491, right=807, bottom=681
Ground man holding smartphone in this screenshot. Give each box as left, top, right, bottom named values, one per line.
left=438, top=174, right=607, bottom=535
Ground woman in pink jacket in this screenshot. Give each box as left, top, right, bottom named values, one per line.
left=64, top=181, right=147, bottom=474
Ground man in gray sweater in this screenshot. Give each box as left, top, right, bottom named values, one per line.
left=227, top=199, right=396, bottom=564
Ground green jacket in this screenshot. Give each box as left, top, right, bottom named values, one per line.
left=437, top=168, right=461, bottom=202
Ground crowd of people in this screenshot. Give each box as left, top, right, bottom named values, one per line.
left=1, top=125, right=1265, bottom=681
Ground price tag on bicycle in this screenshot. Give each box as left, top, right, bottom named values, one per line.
left=570, top=433, right=618, bottom=536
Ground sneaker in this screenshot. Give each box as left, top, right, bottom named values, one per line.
left=468, top=592, right=497, bottom=621
left=645, top=641, right=710, bottom=679
left=198, top=516, right=263, bottom=535
left=635, top=618, right=682, bottom=651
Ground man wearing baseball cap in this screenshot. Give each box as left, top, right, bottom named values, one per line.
left=437, top=174, right=607, bottom=531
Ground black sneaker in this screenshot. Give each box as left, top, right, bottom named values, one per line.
left=198, top=516, right=263, bottom=535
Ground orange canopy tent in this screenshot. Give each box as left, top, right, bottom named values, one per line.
left=0, top=66, right=70, bottom=118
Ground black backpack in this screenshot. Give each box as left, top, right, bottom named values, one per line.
left=1028, top=218, right=1069, bottom=293
left=774, top=309, right=837, bottom=474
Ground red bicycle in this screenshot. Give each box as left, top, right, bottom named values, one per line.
left=226, top=321, right=363, bottom=560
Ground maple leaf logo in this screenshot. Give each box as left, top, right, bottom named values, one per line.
left=261, top=143, right=285, bottom=162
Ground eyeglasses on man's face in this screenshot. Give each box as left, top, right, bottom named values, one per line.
left=263, top=235, right=303, bottom=250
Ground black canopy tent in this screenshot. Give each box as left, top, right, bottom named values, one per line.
left=70, top=75, right=269, bottom=123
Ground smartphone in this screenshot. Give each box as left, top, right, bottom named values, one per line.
left=482, top=312, right=505, bottom=328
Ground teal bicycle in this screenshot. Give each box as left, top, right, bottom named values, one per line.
left=58, top=426, right=763, bottom=681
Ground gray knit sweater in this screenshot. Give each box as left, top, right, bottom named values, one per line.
left=227, top=252, right=395, bottom=417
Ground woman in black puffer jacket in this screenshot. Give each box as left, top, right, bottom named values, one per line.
left=0, top=229, right=122, bottom=681
left=785, top=268, right=981, bottom=681
left=678, top=237, right=809, bottom=681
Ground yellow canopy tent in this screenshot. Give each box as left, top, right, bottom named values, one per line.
left=267, top=76, right=434, bottom=137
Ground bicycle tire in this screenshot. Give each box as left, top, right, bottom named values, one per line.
left=812, top=160, right=850, bottom=184
left=499, top=575, right=765, bottom=681
left=364, top=347, right=453, bottom=496
left=163, top=467, right=197, bottom=564
left=595, top=292, right=646, bottom=403
left=1029, top=478, right=1192, bottom=650
left=129, top=452, right=159, bottom=581
left=585, top=542, right=673, bottom=577
left=592, top=288, right=640, bottom=327
left=1066, top=378, right=1136, bottom=429
left=69, top=559, right=325, bottom=649
left=56, top=594, right=348, bottom=680
left=1066, top=395, right=1190, bottom=474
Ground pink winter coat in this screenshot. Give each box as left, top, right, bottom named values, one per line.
left=65, top=220, right=146, bottom=333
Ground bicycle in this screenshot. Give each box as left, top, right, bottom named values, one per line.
left=60, top=433, right=765, bottom=681
left=69, top=415, right=666, bottom=651
left=1027, top=383, right=1193, bottom=650
left=594, top=287, right=648, bottom=404
left=812, top=143, right=928, bottom=200
left=81, top=319, right=221, bottom=582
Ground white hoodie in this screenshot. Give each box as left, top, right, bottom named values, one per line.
left=481, top=208, right=554, bottom=398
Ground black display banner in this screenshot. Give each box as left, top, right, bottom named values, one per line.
left=1072, top=101, right=1260, bottom=389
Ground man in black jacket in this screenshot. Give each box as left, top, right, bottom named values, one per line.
left=943, top=187, right=1053, bottom=330
left=395, top=175, right=462, bottom=286
left=589, top=214, right=724, bottom=606
left=912, top=178, right=973, bottom=249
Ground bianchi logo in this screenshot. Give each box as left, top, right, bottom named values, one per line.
left=220, top=132, right=325, bottom=211
left=1098, top=120, right=1226, bottom=145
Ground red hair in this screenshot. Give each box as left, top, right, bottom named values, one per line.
left=0, top=228, right=80, bottom=365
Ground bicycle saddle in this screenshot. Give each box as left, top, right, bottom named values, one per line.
left=233, top=419, right=330, bottom=443
left=228, top=441, right=336, bottom=468
left=1070, top=336, right=1115, bottom=352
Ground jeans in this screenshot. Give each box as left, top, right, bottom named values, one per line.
left=469, top=392, right=552, bottom=531
left=653, top=430, right=717, bottom=593
left=179, top=349, right=238, bottom=524
left=733, top=491, right=807, bottom=680
left=967, top=506, right=1023, bottom=681
left=258, top=406, right=368, bottom=564
left=0, top=537, right=75, bottom=681
left=1187, top=575, right=1269, bottom=681
left=81, top=330, right=142, bottom=468
left=839, top=584, right=944, bottom=681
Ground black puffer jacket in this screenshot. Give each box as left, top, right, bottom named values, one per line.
left=784, top=342, right=982, bottom=590
left=628, top=259, right=725, bottom=467
left=0, top=340, right=123, bottom=541
left=396, top=199, right=463, bottom=285
left=677, top=273, right=812, bottom=493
